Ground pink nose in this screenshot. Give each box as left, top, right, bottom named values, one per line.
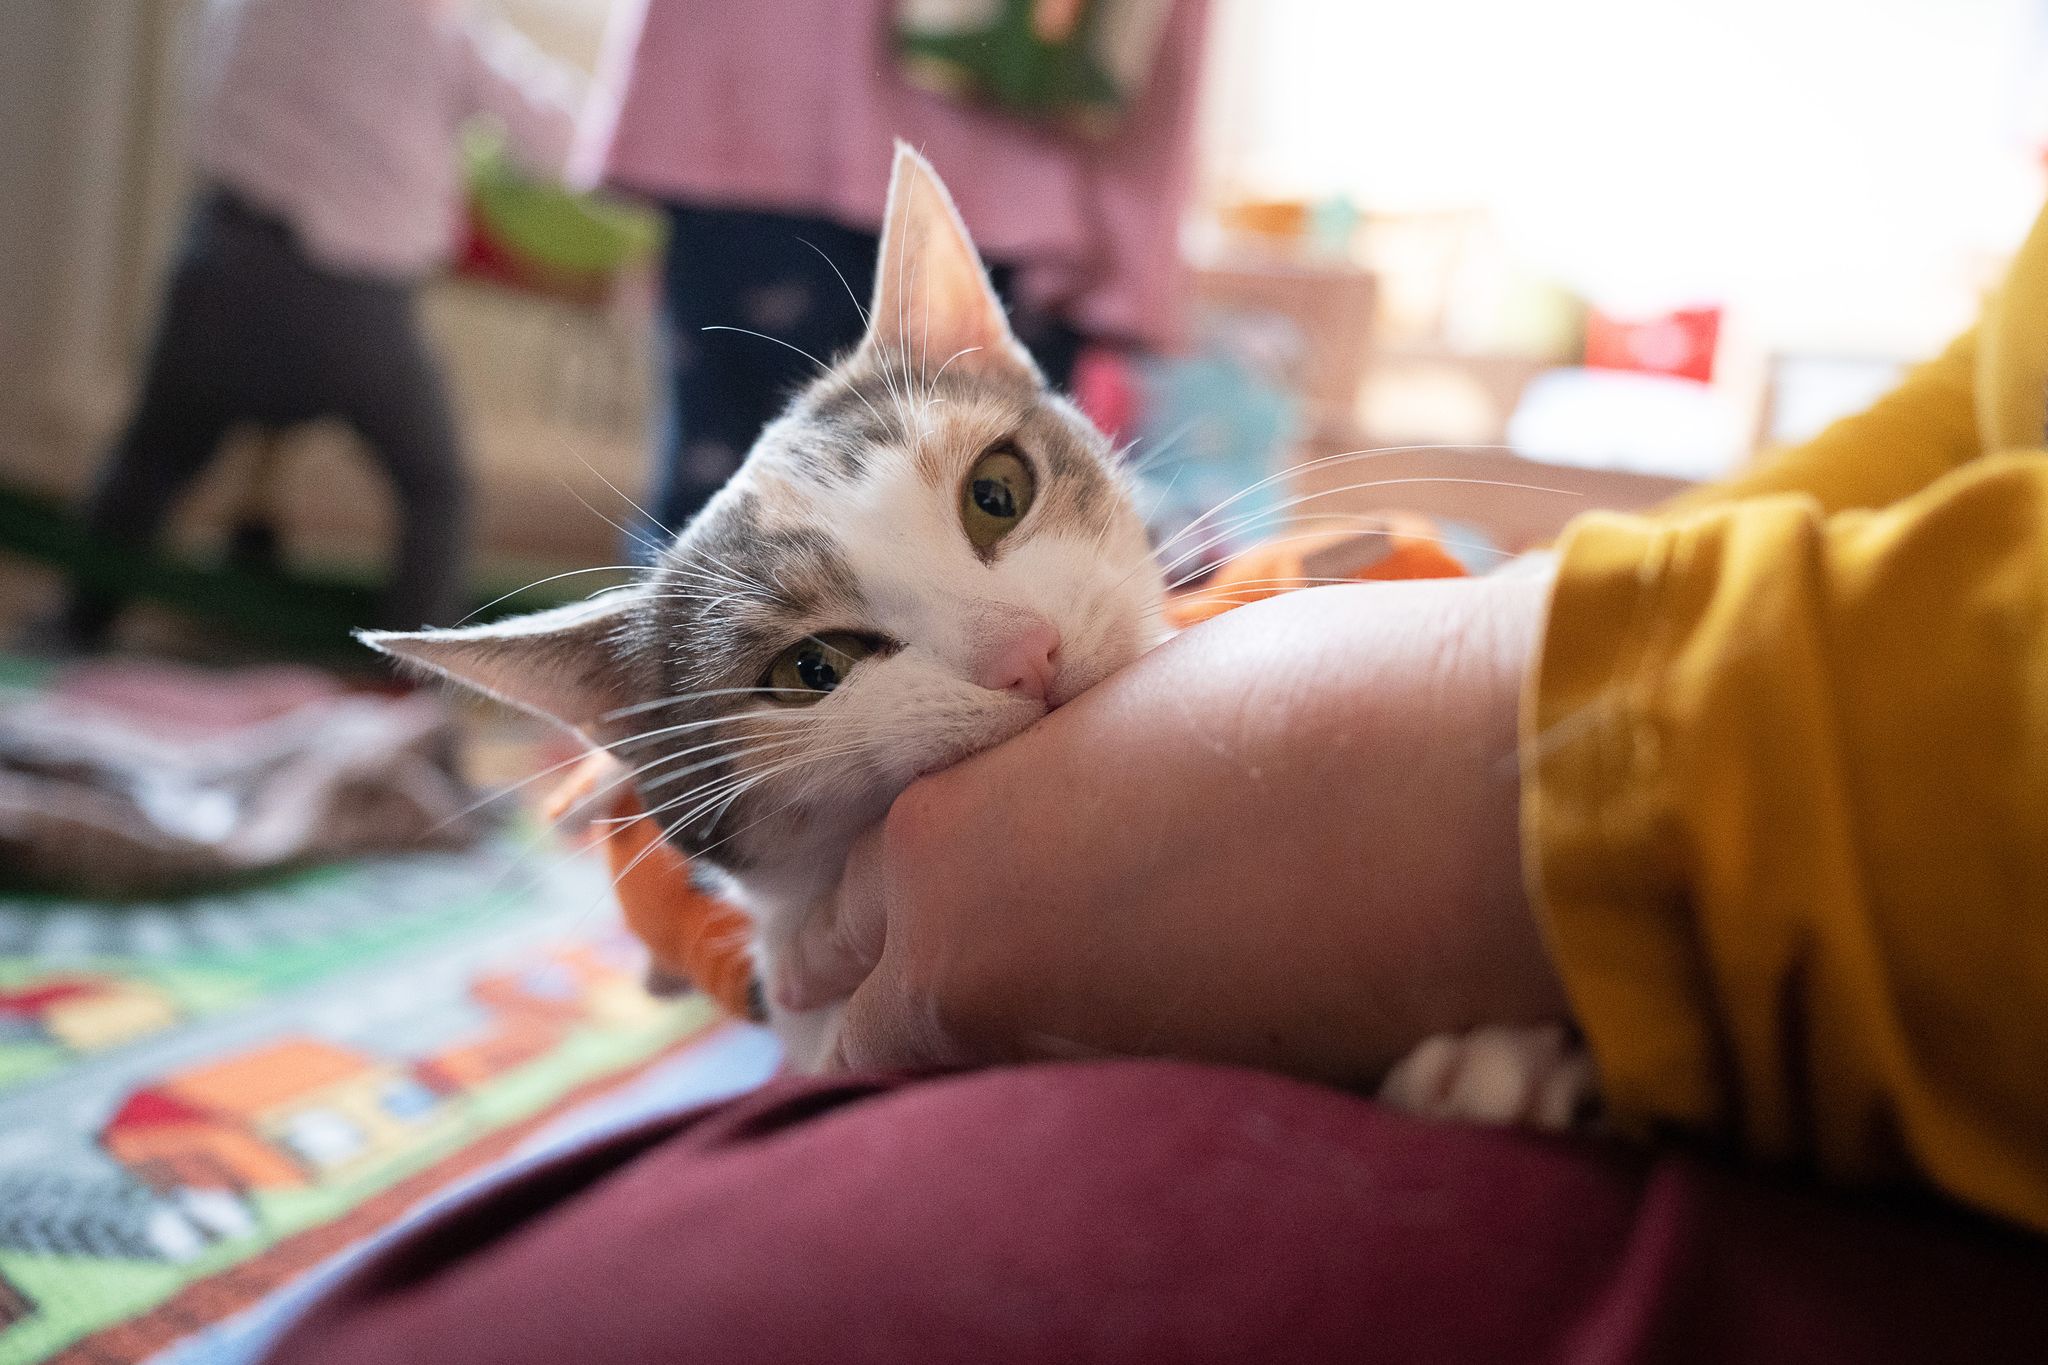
left=973, top=619, right=1061, bottom=701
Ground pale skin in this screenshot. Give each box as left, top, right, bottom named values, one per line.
left=785, top=563, right=1575, bottom=1085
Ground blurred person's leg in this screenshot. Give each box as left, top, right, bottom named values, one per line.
left=327, top=288, right=473, bottom=631
left=61, top=194, right=259, bottom=648
left=640, top=205, right=1087, bottom=549
left=643, top=205, right=878, bottom=543
left=64, top=189, right=475, bottom=643
left=980, top=260, right=1088, bottom=394
left=63, top=380, right=234, bottom=648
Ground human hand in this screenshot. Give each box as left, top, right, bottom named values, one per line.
left=790, top=567, right=1572, bottom=1086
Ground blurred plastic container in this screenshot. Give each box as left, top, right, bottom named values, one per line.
left=456, top=129, right=664, bottom=309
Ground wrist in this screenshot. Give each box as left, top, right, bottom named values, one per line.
left=1285, top=571, right=1567, bottom=1074
left=842, top=570, right=1570, bottom=1082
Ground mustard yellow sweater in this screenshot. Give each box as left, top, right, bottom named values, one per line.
left=1526, top=205, right=2048, bottom=1233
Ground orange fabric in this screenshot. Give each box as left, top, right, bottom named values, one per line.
left=545, top=753, right=758, bottom=1019
left=1164, top=516, right=1467, bottom=629
left=552, top=522, right=1470, bottom=1017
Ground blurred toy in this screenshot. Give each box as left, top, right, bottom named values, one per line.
left=1164, top=516, right=1469, bottom=628
left=1127, top=313, right=1305, bottom=576
left=1583, top=304, right=1722, bottom=384
left=456, top=129, right=664, bottom=308
left=545, top=759, right=760, bottom=1019
left=893, top=0, right=1175, bottom=137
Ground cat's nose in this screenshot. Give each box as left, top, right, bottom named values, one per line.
left=974, top=618, right=1061, bottom=702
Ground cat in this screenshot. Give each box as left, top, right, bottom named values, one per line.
left=366, top=144, right=1593, bottom=1127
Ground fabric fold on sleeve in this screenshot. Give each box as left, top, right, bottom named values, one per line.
left=1524, top=454, right=2048, bottom=1233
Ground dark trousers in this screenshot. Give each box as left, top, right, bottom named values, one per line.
left=68, top=190, right=471, bottom=639
left=643, top=203, right=1084, bottom=547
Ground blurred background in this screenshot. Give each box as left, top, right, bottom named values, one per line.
left=4, top=0, right=2044, bottom=648
left=0, top=4, right=2045, bottom=1359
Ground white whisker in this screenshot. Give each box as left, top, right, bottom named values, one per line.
left=703, top=323, right=889, bottom=432
left=558, top=478, right=670, bottom=562
left=575, top=451, right=676, bottom=547
left=1160, top=520, right=1507, bottom=596
left=701, top=324, right=826, bottom=371
left=1144, top=474, right=1568, bottom=593
left=600, top=686, right=808, bottom=722
left=451, top=565, right=642, bottom=627
left=928, top=344, right=981, bottom=390
left=1147, top=444, right=1519, bottom=564
left=795, top=234, right=869, bottom=328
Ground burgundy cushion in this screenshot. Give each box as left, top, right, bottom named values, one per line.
left=258, top=1061, right=2048, bottom=1365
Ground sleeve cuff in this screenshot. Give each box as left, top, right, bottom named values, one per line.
left=1519, top=511, right=1732, bottom=1138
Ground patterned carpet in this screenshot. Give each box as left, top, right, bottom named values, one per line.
left=0, top=830, right=769, bottom=1364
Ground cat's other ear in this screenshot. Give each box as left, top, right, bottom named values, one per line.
left=357, top=593, right=644, bottom=739
left=861, top=142, right=1040, bottom=385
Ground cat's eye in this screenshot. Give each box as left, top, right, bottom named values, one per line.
left=960, top=444, right=1037, bottom=553
left=763, top=632, right=877, bottom=703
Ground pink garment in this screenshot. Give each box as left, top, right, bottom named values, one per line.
left=581, top=0, right=1210, bottom=349
left=191, top=0, right=585, bottom=281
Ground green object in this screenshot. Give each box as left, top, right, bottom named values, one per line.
left=900, top=2, right=1119, bottom=123
left=895, top=0, right=1169, bottom=134
left=0, top=479, right=625, bottom=662
left=463, top=127, right=662, bottom=287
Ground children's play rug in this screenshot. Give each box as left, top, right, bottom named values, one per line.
left=0, top=834, right=774, bottom=1364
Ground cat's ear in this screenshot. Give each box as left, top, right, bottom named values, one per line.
left=861, top=142, right=1040, bottom=384
left=357, top=593, right=643, bottom=739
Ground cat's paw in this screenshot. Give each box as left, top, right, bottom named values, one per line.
left=1376, top=1023, right=1597, bottom=1131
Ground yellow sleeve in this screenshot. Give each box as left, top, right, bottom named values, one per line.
left=1523, top=453, right=2048, bottom=1232
left=1660, top=326, right=1982, bottom=519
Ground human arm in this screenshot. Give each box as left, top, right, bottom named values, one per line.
left=799, top=568, right=1569, bottom=1089
left=812, top=455, right=2048, bottom=1230
left=456, top=15, right=587, bottom=179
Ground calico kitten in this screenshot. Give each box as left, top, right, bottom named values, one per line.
left=368, top=145, right=1594, bottom=1125
left=366, top=146, right=1164, bottom=1070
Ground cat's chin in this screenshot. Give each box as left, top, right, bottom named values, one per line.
left=912, top=723, right=1032, bottom=779
left=918, top=700, right=1049, bottom=777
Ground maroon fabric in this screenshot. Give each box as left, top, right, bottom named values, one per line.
left=257, top=1062, right=2048, bottom=1365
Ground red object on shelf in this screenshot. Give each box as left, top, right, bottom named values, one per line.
left=1071, top=345, right=1140, bottom=446
left=1584, top=305, right=1722, bottom=384
left=453, top=202, right=613, bottom=310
